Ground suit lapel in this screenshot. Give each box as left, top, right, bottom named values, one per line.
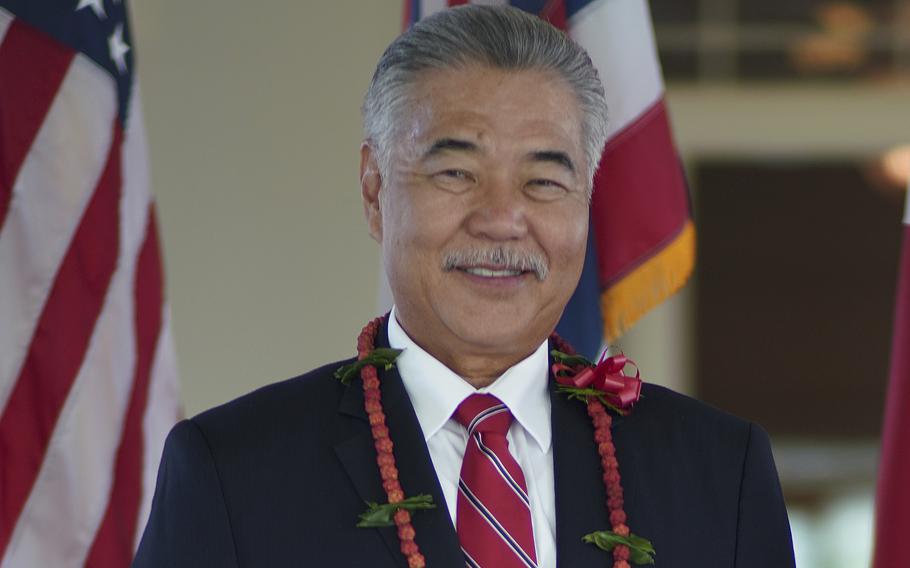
left=550, top=357, right=616, bottom=566
left=333, top=321, right=463, bottom=568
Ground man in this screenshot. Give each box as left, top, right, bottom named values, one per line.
left=133, top=6, right=795, bottom=567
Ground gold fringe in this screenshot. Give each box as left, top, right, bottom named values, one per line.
left=600, top=220, right=696, bottom=342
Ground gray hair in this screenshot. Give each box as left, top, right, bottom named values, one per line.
left=362, top=4, right=609, bottom=190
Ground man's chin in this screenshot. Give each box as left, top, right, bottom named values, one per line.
left=446, top=310, right=551, bottom=353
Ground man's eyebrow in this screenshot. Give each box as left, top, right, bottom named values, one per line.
left=421, top=138, right=479, bottom=159
left=529, top=150, right=576, bottom=174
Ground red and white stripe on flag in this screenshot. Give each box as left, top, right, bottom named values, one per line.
left=873, top=187, right=910, bottom=568
left=0, top=7, right=180, bottom=567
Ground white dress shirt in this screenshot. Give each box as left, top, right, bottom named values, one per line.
left=388, top=306, right=556, bottom=568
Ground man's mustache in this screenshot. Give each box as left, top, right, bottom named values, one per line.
left=441, top=247, right=549, bottom=281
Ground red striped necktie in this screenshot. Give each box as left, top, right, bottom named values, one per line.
left=454, top=394, right=538, bottom=568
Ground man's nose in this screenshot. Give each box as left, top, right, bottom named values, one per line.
left=464, top=177, right=528, bottom=241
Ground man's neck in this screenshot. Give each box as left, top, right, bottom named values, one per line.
left=408, top=337, right=533, bottom=389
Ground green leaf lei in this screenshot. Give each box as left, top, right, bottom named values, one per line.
left=356, top=495, right=437, bottom=528
left=583, top=530, right=656, bottom=565
left=334, top=347, right=404, bottom=385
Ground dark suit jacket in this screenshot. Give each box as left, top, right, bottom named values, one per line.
left=133, top=324, right=795, bottom=567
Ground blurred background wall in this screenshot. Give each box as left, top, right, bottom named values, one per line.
left=130, top=2, right=399, bottom=413
left=131, top=1, right=910, bottom=566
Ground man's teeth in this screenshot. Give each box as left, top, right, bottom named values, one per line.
left=462, top=267, right=522, bottom=277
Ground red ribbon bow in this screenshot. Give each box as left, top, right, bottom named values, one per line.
left=553, top=352, right=642, bottom=409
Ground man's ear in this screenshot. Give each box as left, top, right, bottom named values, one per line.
left=360, top=142, right=383, bottom=243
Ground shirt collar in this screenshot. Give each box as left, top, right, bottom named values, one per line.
left=388, top=306, right=552, bottom=452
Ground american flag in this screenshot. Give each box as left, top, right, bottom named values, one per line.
left=0, top=1, right=180, bottom=566
left=406, top=0, right=694, bottom=357
left=873, top=187, right=910, bottom=568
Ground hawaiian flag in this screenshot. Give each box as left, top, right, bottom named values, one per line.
left=406, top=0, right=694, bottom=357
left=0, top=1, right=180, bottom=566
left=873, top=186, right=910, bottom=568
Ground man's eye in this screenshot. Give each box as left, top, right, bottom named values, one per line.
left=528, top=178, right=566, bottom=192
left=525, top=178, right=574, bottom=201
left=431, top=169, right=476, bottom=193
left=440, top=169, right=472, bottom=180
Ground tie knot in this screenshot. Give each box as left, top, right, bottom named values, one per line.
left=454, top=394, right=513, bottom=436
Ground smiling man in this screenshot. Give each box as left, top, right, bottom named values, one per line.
left=362, top=63, right=590, bottom=388
left=134, top=6, right=795, bottom=568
